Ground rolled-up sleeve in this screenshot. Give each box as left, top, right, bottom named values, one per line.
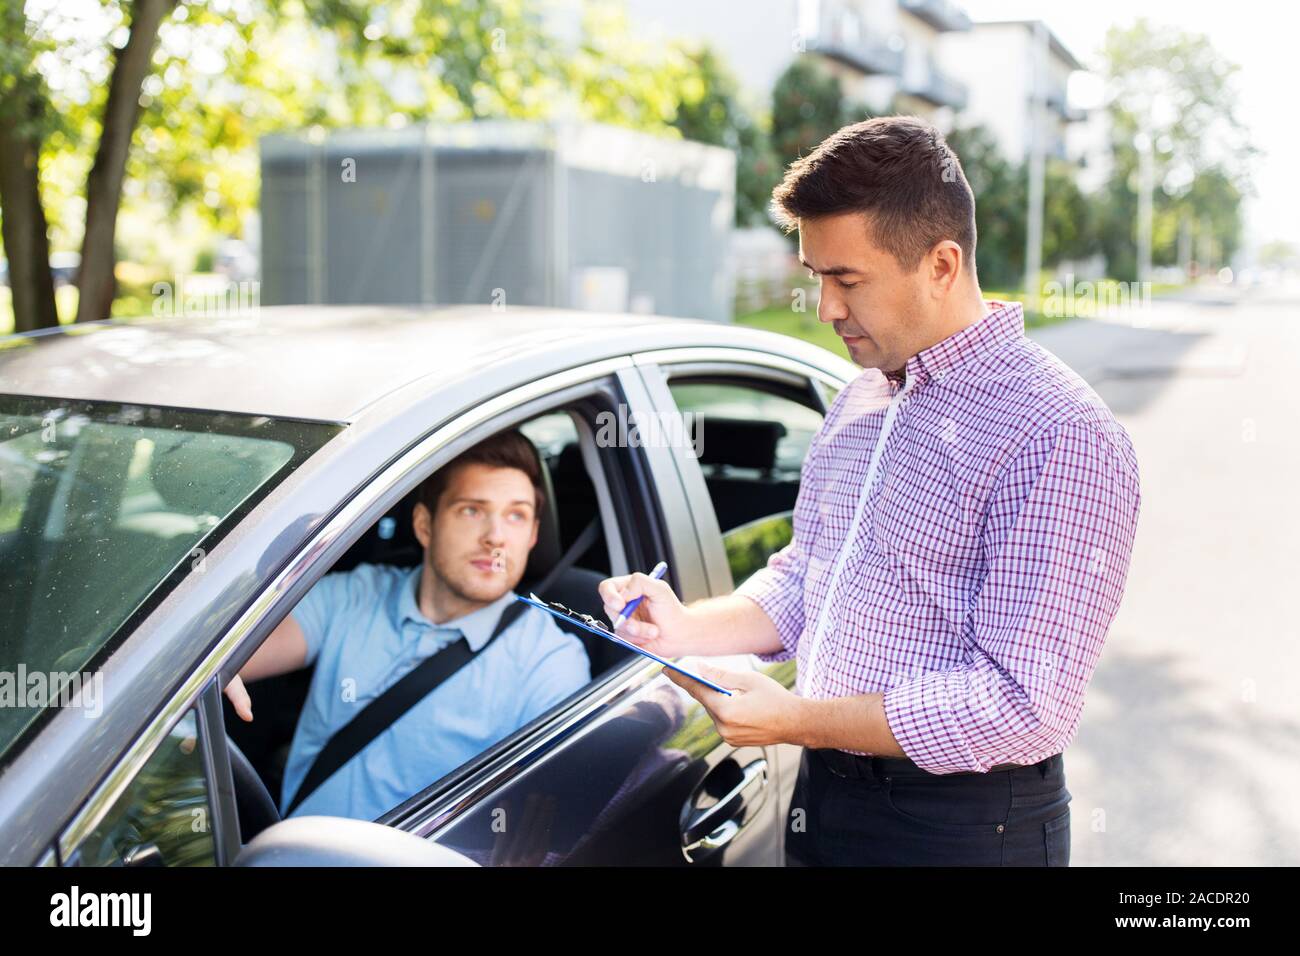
left=883, top=419, right=1141, bottom=773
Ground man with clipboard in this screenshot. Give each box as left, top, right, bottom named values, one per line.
left=598, top=116, right=1141, bottom=867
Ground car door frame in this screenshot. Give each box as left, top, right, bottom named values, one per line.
left=399, top=349, right=856, bottom=863
left=631, top=345, right=856, bottom=859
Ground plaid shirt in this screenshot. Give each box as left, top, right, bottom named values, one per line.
left=735, top=300, right=1141, bottom=773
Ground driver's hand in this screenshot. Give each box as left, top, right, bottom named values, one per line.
left=225, top=674, right=253, bottom=722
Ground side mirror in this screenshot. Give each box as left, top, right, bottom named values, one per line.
left=234, top=816, right=479, bottom=867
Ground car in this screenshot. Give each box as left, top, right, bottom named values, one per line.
left=0, top=304, right=856, bottom=867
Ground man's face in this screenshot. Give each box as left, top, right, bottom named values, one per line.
left=413, top=463, right=539, bottom=606
left=799, top=212, right=934, bottom=373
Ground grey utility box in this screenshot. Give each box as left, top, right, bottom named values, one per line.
left=259, top=120, right=736, bottom=322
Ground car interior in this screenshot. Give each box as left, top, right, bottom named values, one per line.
left=221, top=408, right=635, bottom=820
left=218, top=388, right=816, bottom=842
left=690, top=414, right=800, bottom=534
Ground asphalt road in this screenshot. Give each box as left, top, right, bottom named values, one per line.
left=1027, top=281, right=1300, bottom=865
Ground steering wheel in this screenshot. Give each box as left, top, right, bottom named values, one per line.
left=226, top=735, right=281, bottom=842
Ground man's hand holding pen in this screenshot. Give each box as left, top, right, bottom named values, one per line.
left=598, top=567, right=809, bottom=749
left=597, top=569, right=697, bottom=657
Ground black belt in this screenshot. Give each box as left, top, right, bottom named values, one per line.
left=815, top=748, right=1058, bottom=780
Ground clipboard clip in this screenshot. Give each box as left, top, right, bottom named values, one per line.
left=527, top=593, right=615, bottom=636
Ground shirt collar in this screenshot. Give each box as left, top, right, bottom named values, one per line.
left=886, top=299, right=1025, bottom=388
left=397, top=565, right=517, bottom=652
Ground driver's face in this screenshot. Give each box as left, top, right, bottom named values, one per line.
left=414, top=463, right=539, bottom=606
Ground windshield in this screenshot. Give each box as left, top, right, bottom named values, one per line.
left=0, top=394, right=342, bottom=762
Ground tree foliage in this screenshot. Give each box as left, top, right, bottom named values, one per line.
left=1098, top=18, right=1254, bottom=278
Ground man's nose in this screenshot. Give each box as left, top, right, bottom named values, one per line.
left=816, top=282, right=846, bottom=324
left=482, top=515, right=507, bottom=545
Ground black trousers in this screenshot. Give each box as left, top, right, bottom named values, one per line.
left=784, top=747, right=1072, bottom=866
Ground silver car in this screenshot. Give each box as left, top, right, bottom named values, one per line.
left=0, top=305, right=854, bottom=866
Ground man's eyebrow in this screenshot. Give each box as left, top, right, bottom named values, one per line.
left=798, top=256, right=861, bottom=277
left=448, top=497, right=534, bottom=508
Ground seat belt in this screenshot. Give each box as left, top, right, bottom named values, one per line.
left=283, top=517, right=603, bottom=817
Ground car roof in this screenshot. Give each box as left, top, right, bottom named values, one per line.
left=0, top=305, right=851, bottom=422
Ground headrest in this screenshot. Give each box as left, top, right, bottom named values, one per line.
left=149, top=435, right=274, bottom=516
left=692, top=417, right=787, bottom=472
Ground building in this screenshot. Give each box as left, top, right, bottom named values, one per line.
left=623, top=0, right=974, bottom=130
left=939, top=19, right=1088, bottom=162
left=259, top=121, right=736, bottom=322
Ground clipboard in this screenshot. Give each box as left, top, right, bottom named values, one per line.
left=515, top=593, right=734, bottom=696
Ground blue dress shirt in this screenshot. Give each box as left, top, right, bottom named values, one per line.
left=280, top=562, right=590, bottom=821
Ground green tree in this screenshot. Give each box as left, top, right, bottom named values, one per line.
left=76, top=0, right=179, bottom=325
left=1042, top=157, right=1097, bottom=267
left=2, top=0, right=756, bottom=331
left=670, top=44, right=775, bottom=227
left=1099, top=19, right=1254, bottom=279
left=945, top=123, right=1025, bottom=288
left=770, top=57, right=849, bottom=168
left=1, top=0, right=70, bottom=332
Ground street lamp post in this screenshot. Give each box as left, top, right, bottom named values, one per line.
left=1024, top=21, right=1048, bottom=313
left=1135, top=130, right=1154, bottom=285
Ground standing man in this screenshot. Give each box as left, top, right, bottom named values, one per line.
left=597, top=116, right=1141, bottom=866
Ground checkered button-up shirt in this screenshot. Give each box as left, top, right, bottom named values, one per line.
left=735, top=300, right=1141, bottom=773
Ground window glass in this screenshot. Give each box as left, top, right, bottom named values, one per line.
left=0, top=396, right=340, bottom=762
left=246, top=410, right=612, bottom=826
left=668, top=379, right=824, bottom=585
left=65, top=708, right=216, bottom=867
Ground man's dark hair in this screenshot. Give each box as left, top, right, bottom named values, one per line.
left=770, top=115, right=977, bottom=274
left=417, top=428, right=546, bottom=519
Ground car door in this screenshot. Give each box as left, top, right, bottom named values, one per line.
left=381, top=364, right=784, bottom=866
left=630, top=348, right=850, bottom=851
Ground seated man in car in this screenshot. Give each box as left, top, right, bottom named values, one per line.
left=223, top=428, right=591, bottom=822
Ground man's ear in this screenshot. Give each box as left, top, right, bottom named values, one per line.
left=928, top=240, right=964, bottom=296
left=528, top=515, right=539, bottom=551
left=412, top=500, right=432, bottom=550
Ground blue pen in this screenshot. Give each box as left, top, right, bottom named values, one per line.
left=612, top=560, right=668, bottom=632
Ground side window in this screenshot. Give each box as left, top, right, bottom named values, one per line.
left=226, top=397, right=645, bottom=828
left=65, top=709, right=216, bottom=867
left=517, top=411, right=602, bottom=571
left=667, top=379, right=824, bottom=587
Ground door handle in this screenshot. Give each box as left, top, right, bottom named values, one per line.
left=122, top=842, right=164, bottom=867
left=681, top=757, right=768, bottom=862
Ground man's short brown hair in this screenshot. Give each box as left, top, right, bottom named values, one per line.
left=771, top=115, right=977, bottom=274
left=417, top=428, right=546, bottom=518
